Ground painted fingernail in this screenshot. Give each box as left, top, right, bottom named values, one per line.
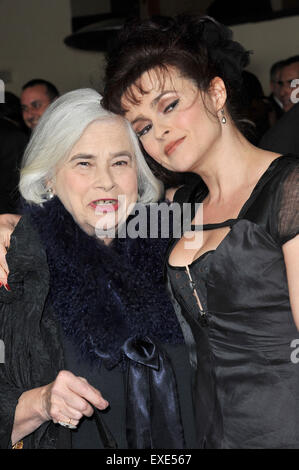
left=0, top=282, right=3, bottom=288
left=4, top=284, right=11, bottom=291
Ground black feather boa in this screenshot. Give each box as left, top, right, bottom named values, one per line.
left=23, top=197, right=184, bottom=369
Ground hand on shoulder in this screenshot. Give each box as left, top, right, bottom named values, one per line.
left=0, top=213, right=21, bottom=286
left=165, top=187, right=181, bottom=202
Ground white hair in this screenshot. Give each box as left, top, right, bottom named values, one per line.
left=20, top=88, right=163, bottom=205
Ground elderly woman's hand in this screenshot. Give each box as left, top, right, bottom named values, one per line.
left=41, top=370, right=109, bottom=427
left=12, top=370, right=109, bottom=445
left=0, top=213, right=21, bottom=287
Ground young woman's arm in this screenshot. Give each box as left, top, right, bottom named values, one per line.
left=283, top=234, right=299, bottom=330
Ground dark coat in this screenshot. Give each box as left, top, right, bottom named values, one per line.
left=259, top=102, right=299, bottom=155
left=0, top=207, right=193, bottom=449
left=0, top=216, right=69, bottom=449
left=267, top=93, right=284, bottom=122
left=0, top=119, right=28, bottom=214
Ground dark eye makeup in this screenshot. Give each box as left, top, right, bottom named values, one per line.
left=164, top=98, right=179, bottom=113
left=136, top=124, right=152, bottom=138
left=135, top=96, right=180, bottom=139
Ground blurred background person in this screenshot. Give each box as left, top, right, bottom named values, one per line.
left=276, top=55, right=299, bottom=113
left=268, top=60, right=285, bottom=125
left=259, top=56, right=299, bottom=152
left=259, top=102, right=299, bottom=155
left=238, top=70, right=272, bottom=145
left=0, top=91, right=28, bottom=213
left=20, top=78, right=59, bottom=131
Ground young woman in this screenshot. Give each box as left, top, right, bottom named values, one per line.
left=0, top=89, right=196, bottom=449
left=102, top=15, right=299, bottom=448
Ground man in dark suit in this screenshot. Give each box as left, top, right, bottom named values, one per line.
left=276, top=56, right=299, bottom=113
left=268, top=60, right=285, bottom=125
left=0, top=92, right=28, bottom=213
left=259, top=102, right=299, bottom=155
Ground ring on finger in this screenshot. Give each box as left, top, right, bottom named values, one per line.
left=58, top=418, right=77, bottom=430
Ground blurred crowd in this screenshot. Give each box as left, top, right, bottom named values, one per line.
left=0, top=54, right=299, bottom=214
left=239, top=55, right=299, bottom=147
left=0, top=79, right=59, bottom=213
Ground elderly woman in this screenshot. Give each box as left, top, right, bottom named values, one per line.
left=102, top=15, right=299, bottom=448
left=0, top=89, right=196, bottom=449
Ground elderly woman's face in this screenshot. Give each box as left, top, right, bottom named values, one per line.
left=52, top=118, right=138, bottom=241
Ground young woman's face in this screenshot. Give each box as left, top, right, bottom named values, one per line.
left=123, top=67, right=223, bottom=174
left=52, top=119, right=138, bottom=241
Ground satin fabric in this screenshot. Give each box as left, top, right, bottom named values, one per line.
left=166, top=155, right=299, bottom=448
left=122, top=337, right=186, bottom=449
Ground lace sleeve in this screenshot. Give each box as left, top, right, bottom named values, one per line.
left=277, top=163, right=299, bottom=245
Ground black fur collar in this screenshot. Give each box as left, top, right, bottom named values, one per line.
left=24, top=197, right=183, bottom=368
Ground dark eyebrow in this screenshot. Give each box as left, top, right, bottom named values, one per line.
left=131, top=90, right=177, bottom=125
left=278, top=78, right=298, bottom=85
left=131, top=116, right=148, bottom=126
left=151, top=90, right=175, bottom=107
left=21, top=100, right=42, bottom=108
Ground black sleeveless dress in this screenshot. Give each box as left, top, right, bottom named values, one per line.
left=166, top=155, right=299, bottom=449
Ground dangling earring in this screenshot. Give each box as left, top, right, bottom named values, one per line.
left=46, top=187, right=54, bottom=200
left=220, top=109, right=227, bottom=124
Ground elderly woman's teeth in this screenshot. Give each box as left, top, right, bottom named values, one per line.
left=95, top=200, right=115, bottom=204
